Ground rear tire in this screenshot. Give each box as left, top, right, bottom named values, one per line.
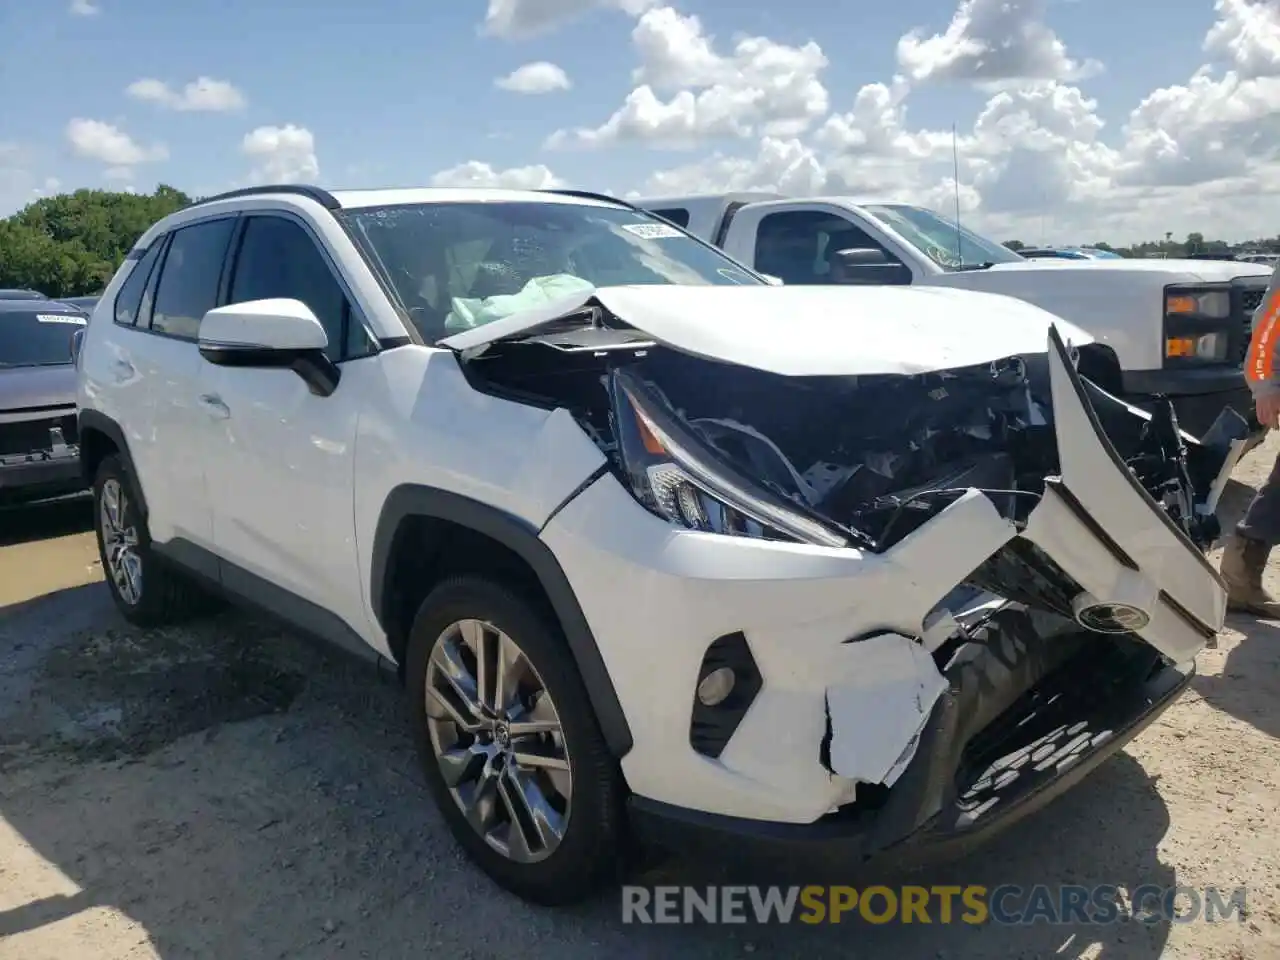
left=405, top=576, right=626, bottom=906
left=92, top=453, right=214, bottom=626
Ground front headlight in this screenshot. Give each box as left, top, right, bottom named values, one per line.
left=1166, top=290, right=1230, bottom=319
left=1164, top=284, right=1233, bottom=364
left=1166, top=331, right=1229, bottom=362
left=609, top=369, right=851, bottom=547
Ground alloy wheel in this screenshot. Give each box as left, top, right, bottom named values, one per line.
left=424, top=618, right=572, bottom=863
left=100, top=477, right=142, bottom=606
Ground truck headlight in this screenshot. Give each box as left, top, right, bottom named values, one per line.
left=609, top=369, right=851, bottom=547
left=1164, top=283, right=1234, bottom=365
left=1166, top=331, right=1229, bottom=362
left=1166, top=290, right=1230, bottom=319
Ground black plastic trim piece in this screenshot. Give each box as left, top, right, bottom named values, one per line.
left=152, top=538, right=390, bottom=674
left=539, top=189, right=636, bottom=209
left=378, top=335, right=413, bottom=350
left=197, top=343, right=341, bottom=397
left=371, top=483, right=633, bottom=757
left=1159, top=590, right=1219, bottom=640
left=75, top=410, right=147, bottom=517
left=190, top=184, right=341, bottom=211
left=688, top=631, right=763, bottom=759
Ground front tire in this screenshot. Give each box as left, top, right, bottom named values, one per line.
left=405, top=576, right=626, bottom=905
left=93, top=454, right=212, bottom=626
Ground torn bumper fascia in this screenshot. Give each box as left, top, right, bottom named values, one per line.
left=538, top=325, right=1223, bottom=825
left=540, top=473, right=1019, bottom=824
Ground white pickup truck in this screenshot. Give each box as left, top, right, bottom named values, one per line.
left=635, top=192, right=1272, bottom=443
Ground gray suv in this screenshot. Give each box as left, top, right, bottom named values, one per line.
left=0, top=299, right=87, bottom=504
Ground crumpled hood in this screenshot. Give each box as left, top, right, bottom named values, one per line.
left=439, top=283, right=1095, bottom=377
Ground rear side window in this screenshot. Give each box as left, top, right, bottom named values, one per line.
left=228, top=216, right=353, bottom=361
left=649, top=207, right=689, bottom=228
left=150, top=218, right=236, bottom=339
left=113, top=242, right=164, bottom=326
left=0, top=309, right=86, bottom=367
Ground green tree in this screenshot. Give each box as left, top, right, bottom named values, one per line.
left=1003, top=239, right=1026, bottom=250
left=0, top=185, right=191, bottom=297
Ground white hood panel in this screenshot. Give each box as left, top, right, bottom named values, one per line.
left=439, top=283, right=1095, bottom=377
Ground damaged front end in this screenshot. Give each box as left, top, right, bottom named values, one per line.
left=458, top=298, right=1240, bottom=858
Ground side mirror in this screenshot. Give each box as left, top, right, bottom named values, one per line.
left=70, top=327, right=85, bottom=367
left=198, top=298, right=340, bottom=397
left=829, top=247, right=912, bottom=286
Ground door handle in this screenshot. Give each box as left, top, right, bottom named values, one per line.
left=110, top=358, right=134, bottom=380
left=197, top=393, right=230, bottom=419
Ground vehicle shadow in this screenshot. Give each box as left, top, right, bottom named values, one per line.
left=0, top=494, right=93, bottom=548
left=0, top=587, right=1180, bottom=960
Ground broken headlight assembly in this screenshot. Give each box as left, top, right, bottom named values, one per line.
left=609, top=369, right=854, bottom=548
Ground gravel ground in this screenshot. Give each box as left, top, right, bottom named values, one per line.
left=1, top=442, right=1279, bottom=960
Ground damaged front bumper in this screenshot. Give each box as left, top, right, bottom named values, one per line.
left=627, top=635, right=1192, bottom=869
left=539, top=326, right=1224, bottom=860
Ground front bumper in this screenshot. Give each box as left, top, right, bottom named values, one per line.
left=629, top=644, right=1192, bottom=868
left=1121, top=367, right=1261, bottom=441
left=540, top=327, right=1223, bottom=840
left=0, top=451, right=84, bottom=502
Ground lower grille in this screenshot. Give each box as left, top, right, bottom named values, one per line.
left=0, top=414, right=78, bottom=457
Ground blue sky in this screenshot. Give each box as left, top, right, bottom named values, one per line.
left=2, top=1, right=1277, bottom=243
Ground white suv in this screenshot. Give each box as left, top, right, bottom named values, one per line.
left=74, top=185, right=1236, bottom=905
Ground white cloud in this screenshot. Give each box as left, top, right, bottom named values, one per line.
left=481, top=0, right=656, bottom=39
left=65, top=119, right=167, bottom=167
left=1205, top=0, right=1280, bottom=79
left=495, top=62, right=572, bottom=94
left=127, top=77, right=247, bottom=112
left=242, top=125, right=319, bottom=184
left=431, top=161, right=566, bottom=190
left=69, top=0, right=100, bottom=16
left=896, top=0, right=1102, bottom=85
left=548, top=6, right=828, bottom=148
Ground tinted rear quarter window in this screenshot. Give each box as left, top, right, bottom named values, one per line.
left=150, top=218, right=236, bottom=339
left=114, top=242, right=165, bottom=326
left=0, top=309, right=86, bottom=366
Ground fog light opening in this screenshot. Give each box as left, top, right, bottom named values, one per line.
left=697, top=666, right=736, bottom=707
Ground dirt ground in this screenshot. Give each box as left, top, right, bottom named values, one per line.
left=2, top=446, right=1279, bottom=960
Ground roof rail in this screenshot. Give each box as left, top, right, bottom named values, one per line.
left=189, top=184, right=341, bottom=211
left=540, top=188, right=638, bottom=210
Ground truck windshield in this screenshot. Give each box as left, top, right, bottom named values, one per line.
left=864, top=204, right=1025, bottom=270
left=340, top=200, right=763, bottom=343
left=0, top=308, right=85, bottom=367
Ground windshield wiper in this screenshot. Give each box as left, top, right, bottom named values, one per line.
left=952, top=261, right=997, bottom=271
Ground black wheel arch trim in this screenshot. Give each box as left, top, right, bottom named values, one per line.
left=77, top=409, right=149, bottom=520
left=371, top=483, right=634, bottom=758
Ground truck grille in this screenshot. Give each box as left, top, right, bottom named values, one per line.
left=1235, top=280, right=1270, bottom=365
left=0, top=413, right=78, bottom=457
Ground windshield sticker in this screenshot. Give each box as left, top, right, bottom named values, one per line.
left=622, top=222, right=685, bottom=240
left=36, top=314, right=87, bottom=324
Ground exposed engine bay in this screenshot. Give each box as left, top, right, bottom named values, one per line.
left=459, top=307, right=1246, bottom=560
